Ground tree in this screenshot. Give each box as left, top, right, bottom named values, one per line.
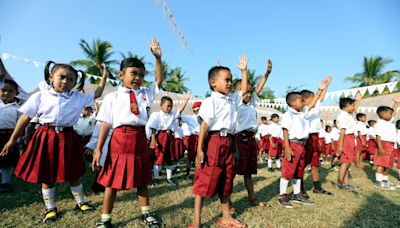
left=71, top=39, right=119, bottom=84
left=162, top=67, right=190, bottom=93
left=258, top=87, right=275, bottom=100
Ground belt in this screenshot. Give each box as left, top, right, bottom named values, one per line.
left=209, top=131, right=232, bottom=137
left=159, top=130, right=172, bottom=134
left=289, top=138, right=307, bottom=146
left=0, top=129, right=14, bottom=134
left=41, top=124, right=73, bottom=133
left=236, top=130, right=255, bottom=141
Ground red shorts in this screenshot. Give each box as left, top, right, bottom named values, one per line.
left=193, top=133, right=235, bottom=198
left=332, top=141, right=339, bottom=156
left=319, top=138, right=326, bottom=154
left=325, top=143, right=332, bottom=156
left=356, top=135, right=368, bottom=152
left=394, top=149, right=400, bottom=169
left=154, top=130, right=178, bottom=165
left=15, top=125, right=85, bottom=184
left=185, top=135, right=199, bottom=162
left=340, top=134, right=356, bottom=163
left=175, top=138, right=184, bottom=160
left=374, top=141, right=395, bottom=168
left=258, top=135, right=269, bottom=151
left=305, top=133, right=321, bottom=167
left=282, top=142, right=306, bottom=179
left=367, top=140, right=378, bottom=157
left=269, top=137, right=283, bottom=158
left=235, top=131, right=257, bottom=175
left=97, top=126, right=152, bottom=190
left=0, top=131, right=20, bottom=168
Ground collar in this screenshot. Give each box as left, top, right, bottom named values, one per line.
left=211, top=91, right=231, bottom=101
left=118, top=86, right=142, bottom=94
left=159, top=110, right=171, bottom=117
left=340, top=110, right=352, bottom=117
left=49, top=88, right=72, bottom=98
left=288, top=107, right=302, bottom=114
left=0, top=99, right=18, bottom=106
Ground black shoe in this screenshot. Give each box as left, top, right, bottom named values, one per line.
left=152, top=179, right=160, bottom=187
left=278, top=194, right=293, bottom=208
left=43, top=208, right=60, bottom=223
left=312, top=188, right=333, bottom=195
left=0, top=183, right=12, bottom=193
left=167, top=179, right=178, bottom=186
left=96, top=220, right=112, bottom=228
left=74, top=202, right=95, bottom=213
left=142, top=212, right=161, bottom=227
left=291, top=193, right=314, bottom=205
left=268, top=168, right=273, bottom=172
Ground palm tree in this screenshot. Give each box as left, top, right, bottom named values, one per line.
left=345, top=56, right=400, bottom=88
left=258, top=87, right=275, bottom=100
left=162, top=67, right=190, bottom=93
left=233, top=68, right=262, bottom=89
left=71, top=39, right=119, bottom=84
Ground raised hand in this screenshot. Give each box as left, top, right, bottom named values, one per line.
left=266, top=59, right=272, bottom=75
left=318, top=78, right=329, bottom=90
left=355, top=92, right=362, bottom=101
left=393, top=94, right=400, bottom=103
left=101, top=64, right=109, bottom=79
left=236, top=54, right=248, bottom=71
left=148, top=37, right=162, bottom=58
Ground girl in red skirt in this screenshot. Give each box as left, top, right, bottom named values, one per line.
left=92, top=38, right=163, bottom=228
left=0, top=79, right=20, bottom=193
left=0, top=62, right=108, bottom=223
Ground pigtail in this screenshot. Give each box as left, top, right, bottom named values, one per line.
left=76, top=70, right=86, bottom=91
left=44, top=61, right=56, bottom=85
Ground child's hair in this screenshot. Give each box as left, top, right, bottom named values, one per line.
left=271, top=113, right=279, bottom=120
left=261, top=116, right=267, bottom=121
left=376, top=106, right=393, bottom=118
left=44, top=61, right=85, bottom=91
left=396, top=120, right=400, bottom=129
left=160, top=96, right=173, bottom=104
left=367, top=120, right=376, bottom=127
left=3, top=79, right=19, bottom=92
left=83, top=106, right=93, bottom=111
left=286, top=92, right=302, bottom=106
left=120, top=57, right=145, bottom=72
left=208, top=66, right=231, bottom=90
left=333, top=119, right=337, bottom=126
left=300, top=90, right=314, bottom=98
left=325, top=125, right=331, bottom=131
left=339, top=97, right=355, bottom=109
left=356, top=113, right=366, bottom=120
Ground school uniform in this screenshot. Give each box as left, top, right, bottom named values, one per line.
left=336, top=110, right=357, bottom=163
left=268, top=122, right=283, bottom=158
left=181, top=114, right=200, bottom=162
left=324, top=131, right=333, bottom=155
left=172, top=121, right=185, bottom=160
left=330, top=127, right=340, bottom=156
left=280, top=107, right=310, bottom=180
left=14, top=88, right=94, bottom=184
left=96, top=83, right=159, bottom=190
left=85, top=121, right=113, bottom=167
left=146, top=110, right=180, bottom=165
left=305, top=100, right=323, bottom=167
left=366, top=127, right=377, bottom=160
left=0, top=99, right=20, bottom=168
left=234, top=92, right=259, bottom=175
left=192, top=91, right=240, bottom=198
left=356, top=121, right=368, bottom=153
left=318, top=128, right=327, bottom=155
left=74, top=114, right=96, bottom=159
left=374, top=119, right=397, bottom=168
left=257, top=124, right=269, bottom=152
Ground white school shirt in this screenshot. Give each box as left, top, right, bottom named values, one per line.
left=146, top=110, right=180, bottom=139
left=336, top=110, right=357, bottom=135
left=268, top=122, right=283, bottom=139
left=330, top=127, right=340, bottom=141
left=367, top=127, right=376, bottom=141
left=181, top=114, right=200, bottom=135
left=85, top=121, right=113, bottom=166
left=281, top=107, right=310, bottom=140
left=318, top=128, right=326, bottom=138
left=0, top=99, right=20, bottom=129
left=324, top=132, right=332, bottom=144
left=74, top=115, right=96, bottom=136
left=235, top=92, right=259, bottom=133
left=258, top=124, right=269, bottom=137
left=356, top=121, right=368, bottom=136
left=172, top=122, right=184, bottom=139
left=397, top=129, right=400, bottom=147
left=375, top=119, right=397, bottom=143
left=181, top=122, right=191, bottom=136
left=198, top=91, right=240, bottom=134
left=96, top=83, right=159, bottom=128
left=19, top=88, right=94, bottom=126
left=305, top=100, right=322, bottom=133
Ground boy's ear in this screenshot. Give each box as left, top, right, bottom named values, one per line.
left=118, top=71, right=123, bottom=79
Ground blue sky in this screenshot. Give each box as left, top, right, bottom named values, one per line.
left=1, top=0, right=399, bottom=99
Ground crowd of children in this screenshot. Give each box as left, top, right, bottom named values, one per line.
left=0, top=39, right=400, bottom=228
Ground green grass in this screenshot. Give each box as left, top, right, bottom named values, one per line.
left=1, top=161, right=400, bottom=227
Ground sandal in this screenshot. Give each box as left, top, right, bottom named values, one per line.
left=43, top=208, right=59, bottom=223
left=217, top=218, right=247, bottom=228
left=74, top=202, right=95, bottom=213
left=142, top=212, right=161, bottom=228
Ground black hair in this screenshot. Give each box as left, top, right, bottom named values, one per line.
left=208, top=66, right=231, bottom=90
left=333, top=119, right=337, bottom=126
left=261, top=116, right=267, bottom=121
left=271, top=114, right=279, bottom=119
left=325, top=125, right=331, bottom=131
left=300, top=90, right=314, bottom=98
left=44, top=61, right=85, bottom=91
left=3, top=79, right=19, bottom=93
left=120, top=57, right=145, bottom=72
left=160, top=96, right=173, bottom=104
left=376, top=106, right=393, bottom=118
left=356, top=113, right=366, bottom=120
left=286, top=92, right=302, bottom=106
left=396, top=120, right=400, bottom=129
left=339, top=97, right=355, bottom=109
left=368, top=120, right=376, bottom=127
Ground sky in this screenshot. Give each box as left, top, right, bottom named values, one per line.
left=1, top=0, right=399, bottom=100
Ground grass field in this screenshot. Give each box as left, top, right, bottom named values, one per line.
left=1, top=161, right=400, bottom=228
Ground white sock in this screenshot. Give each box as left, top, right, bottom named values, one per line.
left=101, top=213, right=112, bottom=222
left=153, top=165, right=161, bottom=179
left=375, top=173, right=382, bottom=182
left=279, top=178, right=289, bottom=195
left=141, top=205, right=150, bottom=214
left=70, top=184, right=85, bottom=204
left=166, top=166, right=174, bottom=180
left=382, top=175, right=389, bottom=181
left=276, top=159, right=281, bottom=169
left=1, top=167, right=13, bottom=184
left=268, top=159, right=272, bottom=168
left=292, top=179, right=301, bottom=194
left=42, top=187, right=56, bottom=209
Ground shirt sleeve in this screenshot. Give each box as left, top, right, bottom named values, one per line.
left=250, top=92, right=259, bottom=107
left=280, top=112, right=292, bottom=131
left=96, top=93, right=113, bottom=125
left=145, top=112, right=159, bottom=139
left=18, top=91, right=42, bottom=118
left=148, top=82, right=160, bottom=99
left=231, top=91, right=243, bottom=107
left=81, top=93, right=95, bottom=108
left=374, top=123, right=383, bottom=137
left=336, top=114, right=346, bottom=130
left=198, top=97, right=214, bottom=127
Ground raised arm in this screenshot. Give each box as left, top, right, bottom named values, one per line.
left=354, top=92, right=362, bottom=113
left=236, top=54, right=248, bottom=95
left=306, top=77, right=330, bottom=110
left=392, top=94, right=400, bottom=117
left=254, top=59, right=272, bottom=95
left=319, top=75, right=332, bottom=101
left=178, top=92, right=192, bottom=113
left=148, top=38, right=163, bottom=87
left=94, top=64, right=108, bottom=99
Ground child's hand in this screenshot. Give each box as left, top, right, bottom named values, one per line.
left=355, top=92, right=362, bottom=101
left=266, top=59, right=272, bottom=75
left=195, top=150, right=204, bottom=168
left=284, top=146, right=294, bottom=161
left=92, top=149, right=102, bottom=172
left=148, top=37, right=162, bottom=59
left=101, top=64, right=109, bottom=79
left=336, top=144, right=344, bottom=156
left=318, top=79, right=329, bottom=90
left=393, top=94, right=400, bottom=103
left=236, top=54, right=248, bottom=71
left=378, top=149, right=385, bottom=157
left=184, top=92, right=192, bottom=100
left=149, top=138, right=157, bottom=149
left=0, top=140, right=15, bottom=157
left=326, top=75, right=333, bottom=84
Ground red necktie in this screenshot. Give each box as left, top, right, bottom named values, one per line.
left=130, top=91, right=140, bottom=115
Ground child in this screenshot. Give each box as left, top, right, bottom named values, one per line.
left=366, top=120, right=377, bottom=165
left=301, top=76, right=332, bottom=196
left=92, top=38, right=163, bottom=228
left=324, top=125, right=333, bottom=162
left=318, top=120, right=327, bottom=163
left=233, top=56, right=272, bottom=208
left=174, top=118, right=185, bottom=161
left=146, top=94, right=190, bottom=186
left=0, top=79, right=21, bottom=193
left=1, top=62, right=107, bottom=222
left=278, top=78, right=329, bottom=208
left=336, top=93, right=362, bottom=191
left=181, top=102, right=201, bottom=180
left=74, top=106, right=97, bottom=160
left=374, top=96, right=400, bottom=190
left=191, top=65, right=245, bottom=227
left=355, top=113, right=368, bottom=168
left=257, top=116, right=269, bottom=163
left=330, top=120, right=341, bottom=169
left=268, top=114, right=283, bottom=172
